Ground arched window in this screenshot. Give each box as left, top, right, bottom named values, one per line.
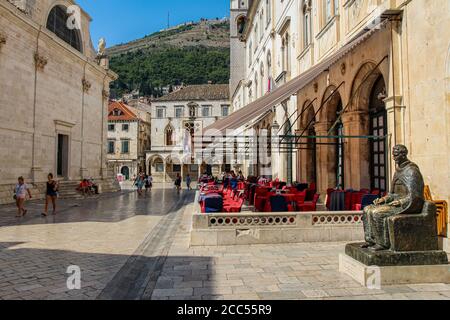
left=281, top=33, right=290, bottom=74
left=188, top=104, right=197, bottom=118
left=260, top=62, right=265, bottom=95
left=46, top=5, right=82, bottom=52
left=165, top=125, right=174, bottom=146
left=254, top=73, right=258, bottom=99
left=267, top=51, right=272, bottom=92
left=266, top=0, right=271, bottom=26
left=237, top=16, right=246, bottom=35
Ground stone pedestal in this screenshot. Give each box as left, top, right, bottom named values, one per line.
left=340, top=243, right=450, bottom=287
left=345, top=243, right=448, bottom=266
left=340, top=253, right=450, bottom=287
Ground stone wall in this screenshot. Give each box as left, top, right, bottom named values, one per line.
left=0, top=1, right=116, bottom=193
left=401, top=0, right=450, bottom=205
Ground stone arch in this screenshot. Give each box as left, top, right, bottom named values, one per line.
left=319, top=85, right=343, bottom=125
left=300, top=99, right=315, bottom=129
left=235, top=14, right=247, bottom=35
left=45, top=3, right=83, bottom=53
left=298, top=100, right=317, bottom=185
left=148, top=155, right=164, bottom=176
left=349, top=61, right=384, bottom=112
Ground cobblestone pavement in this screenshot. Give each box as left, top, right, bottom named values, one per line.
left=0, top=190, right=449, bottom=300
left=150, top=203, right=450, bottom=301
left=0, top=189, right=195, bottom=300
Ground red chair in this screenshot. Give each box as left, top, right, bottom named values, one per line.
left=224, top=197, right=245, bottom=213
left=298, top=194, right=320, bottom=212
left=254, top=188, right=269, bottom=212
left=294, top=193, right=306, bottom=210
left=350, top=192, right=366, bottom=211
left=344, top=191, right=353, bottom=211
left=326, top=188, right=335, bottom=209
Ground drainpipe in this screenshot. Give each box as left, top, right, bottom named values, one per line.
left=31, top=26, right=42, bottom=184
left=80, top=61, right=88, bottom=179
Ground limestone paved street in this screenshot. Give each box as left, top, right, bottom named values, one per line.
left=0, top=190, right=449, bottom=300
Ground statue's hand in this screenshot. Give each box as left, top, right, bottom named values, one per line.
left=373, top=198, right=385, bottom=205
left=390, top=200, right=402, bottom=207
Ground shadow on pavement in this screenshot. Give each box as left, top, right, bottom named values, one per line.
left=0, top=242, right=214, bottom=300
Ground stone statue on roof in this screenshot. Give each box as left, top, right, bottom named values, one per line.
left=97, top=38, right=106, bottom=57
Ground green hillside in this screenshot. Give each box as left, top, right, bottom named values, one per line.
left=108, top=19, right=230, bottom=99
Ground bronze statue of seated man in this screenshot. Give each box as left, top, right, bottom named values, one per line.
left=362, top=145, right=425, bottom=251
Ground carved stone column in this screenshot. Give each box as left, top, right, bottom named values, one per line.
left=341, top=111, right=370, bottom=191
left=296, top=127, right=309, bottom=183
left=314, top=121, right=337, bottom=196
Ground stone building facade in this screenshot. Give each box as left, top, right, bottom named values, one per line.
left=0, top=0, right=117, bottom=203
left=107, top=101, right=151, bottom=181
left=230, top=0, right=300, bottom=182
left=223, top=0, right=449, bottom=247
left=146, top=84, right=230, bottom=183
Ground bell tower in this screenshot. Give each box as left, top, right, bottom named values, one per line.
left=230, top=0, right=250, bottom=102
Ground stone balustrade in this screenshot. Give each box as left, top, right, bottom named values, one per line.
left=191, top=210, right=364, bottom=246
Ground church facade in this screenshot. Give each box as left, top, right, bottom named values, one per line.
left=0, top=0, right=117, bottom=203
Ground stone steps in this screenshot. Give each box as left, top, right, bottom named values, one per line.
left=0, top=178, right=121, bottom=204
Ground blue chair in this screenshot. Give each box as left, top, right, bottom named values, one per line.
left=296, top=183, right=309, bottom=192
left=269, top=195, right=289, bottom=212
left=230, top=178, right=238, bottom=190
left=204, top=196, right=223, bottom=213
left=361, top=194, right=380, bottom=210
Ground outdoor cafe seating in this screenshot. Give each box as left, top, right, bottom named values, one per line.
left=199, top=179, right=323, bottom=214
left=326, top=188, right=383, bottom=211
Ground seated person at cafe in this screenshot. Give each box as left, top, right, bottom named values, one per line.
left=77, top=179, right=91, bottom=196
left=88, top=178, right=99, bottom=194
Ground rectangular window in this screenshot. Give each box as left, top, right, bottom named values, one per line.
left=173, top=164, right=181, bottom=172
left=248, top=42, right=253, bottom=66
left=108, top=124, right=115, bottom=132
left=122, top=124, right=129, bottom=132
left=221, top=105, right=230, bottom=117
left=202, top=106, right=211, bottom=117
left=156, top=108, right=165, bottom=119
left=175, top=106, right=184, bottom=118
left=107, top=140, right=115, bottom=154
left=121, top=140, right=130, bottom=154
left=326, top=0, right=332, bottom=22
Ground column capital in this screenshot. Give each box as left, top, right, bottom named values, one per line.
left=341, top=110, right=368, bottom=123
left=383, top=95, right=405, bottom=111
left=313, top=121, right=333, bottom=134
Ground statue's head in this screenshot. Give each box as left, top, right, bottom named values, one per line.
left=393, top=144, right=408, bottom=164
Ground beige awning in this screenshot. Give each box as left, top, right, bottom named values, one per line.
left=204, top=20, right=389, bottom=134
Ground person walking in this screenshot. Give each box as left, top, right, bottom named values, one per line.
left=136, top=174, right=145, bottom=195
left=147, top=174, right=153, bottom=191
left=14, top=176, right=32, bottom=218
left=174, top=174, right=182, bottom=192
left=42, top=173, right=58, bottom=217
left=186, top=174, right=192, bottom=190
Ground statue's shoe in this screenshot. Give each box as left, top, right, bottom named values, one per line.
left=369, top=244, right=386, bottom=252
left=360, top=242, right=375, bottom=249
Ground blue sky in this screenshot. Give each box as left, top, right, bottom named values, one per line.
left=77, top=0, right=230, bottom=48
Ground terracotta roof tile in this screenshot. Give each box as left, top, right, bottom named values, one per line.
left=154, top=84, right=229, bottom=102
left=108, top=101, right=138, bottom=121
